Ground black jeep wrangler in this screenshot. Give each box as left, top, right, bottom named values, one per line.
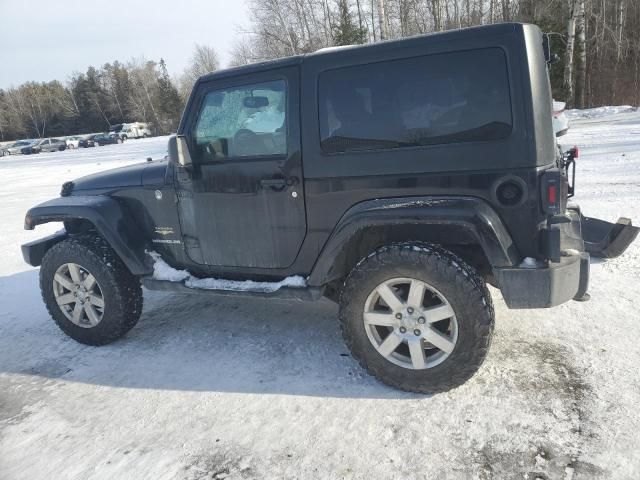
left=22, top=23, right=638, bottom=393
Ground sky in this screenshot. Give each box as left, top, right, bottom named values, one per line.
left=0, top=0, right=248, bottom=89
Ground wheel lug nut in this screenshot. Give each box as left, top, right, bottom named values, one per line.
left=407, top=307, right=414, bottom=314
left=414, top=329, right=421, bottom=336
left=395, top=313, right=402, bottom=319
left=399, top=327, right=407, bottom=333
left=418, top=317, right=426, bottom=324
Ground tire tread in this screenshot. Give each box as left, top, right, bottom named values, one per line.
left=40, top=234, right=142, bottom=346
left=339, top=242, right=494, bottom=393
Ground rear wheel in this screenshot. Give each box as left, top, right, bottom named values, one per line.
left=339, top=243, right=494, bottom=393
left=40, top=235, right=143, bottom=346
left=116, top=138, right=123, bottom=144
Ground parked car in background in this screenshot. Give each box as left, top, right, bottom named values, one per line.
left=94, top=133, right=123, bottom=146
left=19, top=139, right=45, bottom=154
left=65, top=136, right=82, bottom=149
left=109, top=124, right=124, bottom=138
left=3, top=140, right=34, bottom=155
left=552, top=100, right=569, bottom=137
left=25, top=138, right=67, bottom=154
left=78, top=136, right=96, bottom=148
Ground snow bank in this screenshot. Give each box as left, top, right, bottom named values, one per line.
left=148, top=251, right=306, bottom=293
left=566, top=105, right=636, bottom=119
left=149, top=251, right=190, bottom=282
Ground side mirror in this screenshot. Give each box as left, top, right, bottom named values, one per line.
left=168, top=135, right=193, bottom=168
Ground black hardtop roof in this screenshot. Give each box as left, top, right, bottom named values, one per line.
left=196, top=22, right=533, bottom=86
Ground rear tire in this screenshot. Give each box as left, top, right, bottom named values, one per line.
left=339, top=243, right=494, bottom=393
left=40, top=234, right=143, bottom=346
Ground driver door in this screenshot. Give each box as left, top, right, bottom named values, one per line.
left=176, top=67, right=306, bottom=269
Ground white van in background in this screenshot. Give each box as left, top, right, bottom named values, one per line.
left=111, top=122, right=152, bottom=140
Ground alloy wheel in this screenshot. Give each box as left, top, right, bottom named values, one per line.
left=363, top=277, right=458, bottom=369
left=52, top=262, right=105, bottom=328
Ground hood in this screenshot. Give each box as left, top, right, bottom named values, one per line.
left=71, top=160, right=167, bottom=192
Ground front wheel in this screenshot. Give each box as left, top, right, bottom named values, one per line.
left=40, top=235, right=143, bottom=346
left=339, top=243, right=494, bottom=394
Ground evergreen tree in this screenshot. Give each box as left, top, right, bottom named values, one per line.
left=333, top=0, right=368, bottom=46
left=156, top=59, right=184, bottom=132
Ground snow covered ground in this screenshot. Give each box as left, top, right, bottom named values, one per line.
left=1, top=114, right=639, bottom=479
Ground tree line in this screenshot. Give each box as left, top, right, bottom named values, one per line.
left=1, top=0, right=638, bottom=141
left=0, top=45, right=219, bottom=142
left=230, top=0, right=640, bottom=109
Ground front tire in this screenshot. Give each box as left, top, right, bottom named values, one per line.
left=40, top=235, right=143, bottom=346
left=339, top=243, right=494, bottom=394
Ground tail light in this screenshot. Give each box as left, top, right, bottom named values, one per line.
left=540, top=170, right=565, bottom=215
left=570, top=146, right=579, bottom=158
left=548, top=183, right=557, bottom=205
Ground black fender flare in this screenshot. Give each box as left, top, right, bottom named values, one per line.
left=23, top=195, right=151, bottom=275
left=307, top=196, right=521, bottom=286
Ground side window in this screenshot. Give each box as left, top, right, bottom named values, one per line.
left=318, top=48, right=512, bottom=154
left=192, top=79, right=287, bottom=161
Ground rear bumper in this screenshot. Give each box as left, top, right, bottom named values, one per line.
left=493, top=202, right=640, bottom=308
left=494, top=252, right=589, bottom=309
left=495, top=204, right=637, bottom=308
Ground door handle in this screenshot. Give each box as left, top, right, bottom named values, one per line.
left=260, top=178, right=287, bottom=188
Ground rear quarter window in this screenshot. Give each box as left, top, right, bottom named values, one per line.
left=318, top=48, right=512, bottom=154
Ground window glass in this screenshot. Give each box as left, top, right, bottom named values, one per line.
left=319, top=48, right=512, bottom=154
left=193, top=80, right=287, bottom=161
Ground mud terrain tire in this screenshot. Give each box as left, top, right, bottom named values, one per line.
left=40, top=234, right=143, bottom=346
left=339, top=243, right=494, bottom=393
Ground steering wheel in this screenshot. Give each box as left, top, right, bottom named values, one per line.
left=233, top=129, right=260, bottom=156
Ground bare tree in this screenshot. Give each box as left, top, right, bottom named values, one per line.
left=377, top=0, right=390, bottom=39
left=574, top=0, right=586, bottom=108
left=563, top=0, right=579, bottom=102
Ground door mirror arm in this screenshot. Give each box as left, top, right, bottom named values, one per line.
left=168, top=135, right=193, bottom=171
left=176, top=135, right=193, bottom=170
